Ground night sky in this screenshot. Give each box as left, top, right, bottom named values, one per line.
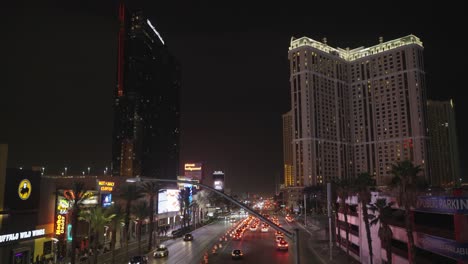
left=1, top=0, right=466, bottom=195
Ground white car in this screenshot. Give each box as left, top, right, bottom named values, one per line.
left=153, top=245, right=169, bottom=258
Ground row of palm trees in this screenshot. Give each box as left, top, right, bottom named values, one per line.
left=60, top=181, right=221, bottom=264
left=303, top=160, right=424, bottom=264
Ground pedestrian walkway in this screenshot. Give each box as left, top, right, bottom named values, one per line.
left=296, top=215, right=360, bottom=264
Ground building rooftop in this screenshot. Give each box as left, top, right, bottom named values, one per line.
left=289, top=35, right=423, bottom=61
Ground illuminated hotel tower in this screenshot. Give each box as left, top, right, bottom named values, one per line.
left=427, top=100, right=460, bottom=186
left=287, top=35, right=429, bottom=186
left=112, top=3, right=180, bottom=179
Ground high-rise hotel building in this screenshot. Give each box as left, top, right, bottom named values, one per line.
left=112, top=3, right=180, bottom=179
left=427, top=99, right=460, bottom=186
left=286, top=35, right=429, bottom=186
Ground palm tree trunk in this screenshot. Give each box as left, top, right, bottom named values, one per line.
left=70, top=208, right=78, bottom=264
left=93, top=230, right=99, bottom=264
left=155, top=196, right=159, bottom=246
left=384, top=226, right=393, bottom=264
left=111, top=223, right=117, bottom=264
left=148, top=194, right=154, bottom=251
left=405, top=201, right=415, bottom=263
left=124, top=201, right=131, bottom=258
left=137, top=221, right=141, bottom=255
left=362, top=202, right=373, bottom=264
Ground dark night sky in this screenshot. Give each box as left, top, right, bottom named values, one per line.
left=1, top=0, right=466, bottom=195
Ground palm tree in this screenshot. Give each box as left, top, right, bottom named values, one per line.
left=178, top=188, right=191, bottom=228
left=390, top=160, right=422, bottom=264
left=59, top=182, right=94, bottom=264
left=193, top=190, right=210, bottom=224
left=108, top=203, right=125, bottom=264
left=140, top=181, right=161, bottom=251
left=336, top=178, right=352, bottom=259
left=369, top=198, right=395, bottom=264
left=117, top=184, right=144, bottom=257
left=353, top=172, right=376, bottom=264
left=132, top=200, right=150, bottom=255
left=79, top=207, right=115, bottom=264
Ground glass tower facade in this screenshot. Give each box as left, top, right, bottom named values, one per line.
left=112, top=3, right=180, bottom=179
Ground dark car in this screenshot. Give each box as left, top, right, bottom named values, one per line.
left=183, top=233, right=193, bottom=241
left=129, top=255, right=148, bottom=263
left=153, top=245, right=169, bottom=258
left=231, top=249, right=243, bottom=259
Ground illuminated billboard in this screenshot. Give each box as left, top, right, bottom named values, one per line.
left=214, top=180, right=224, bottom=191
left=158, top=189, right=180, bottom=214
left=101, top=193, right=112, bottom=208
left=184, top=163, right=202, bottom=181
left=213, top=171, right=224, bottom=191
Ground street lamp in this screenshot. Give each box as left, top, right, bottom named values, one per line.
left=51, top=238, right=59, bottom=263
left=87, top=167, right=91, bottom=175
left=64, top=167, right=68, bottom=176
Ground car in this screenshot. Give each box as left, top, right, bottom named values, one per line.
left=231, top=249, right=244, bottom=259
left=277, top=239, right=288, bottom=251
left=183, top=233, right=193, bottom=241
left=275, top=235, right=284, bottom=242
left=261, top=226, right=269, bottom=232
left=153, top=245, right=169, bottom=258
left=129, top=255, right=148, bottom=263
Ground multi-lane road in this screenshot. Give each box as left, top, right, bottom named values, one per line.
left=139, top=214, right=326, bottom=264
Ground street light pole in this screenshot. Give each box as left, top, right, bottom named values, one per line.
left=327, top=182, right=333, bottom=261
left=304, top=194, right=307, bottom=227
left=294, top=228, right=300, bottom=264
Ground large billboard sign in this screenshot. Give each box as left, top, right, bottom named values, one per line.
left=184, top=163, right=202, bottom=181
left=158, top=189, right=180, bottom=214
left=416, top=232, right=468, bottom=261
left=213, top=171, right=224, bottom=191
left=415, top=196, right=468, bottom=214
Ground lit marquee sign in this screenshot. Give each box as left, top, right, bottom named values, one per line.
left=184, top=163, right=203, bottom=181
left=57, top=197, right=70, bottom=215
left=98, top=181, right=115, bottom=192
left=0, top=229, right=45, bottom=245
left=184, top=163, right=202, bottom=171
left=55, top=215, right=66, bottom=238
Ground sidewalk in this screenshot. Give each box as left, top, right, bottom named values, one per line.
left=296, top=215, right=360, bottom=264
